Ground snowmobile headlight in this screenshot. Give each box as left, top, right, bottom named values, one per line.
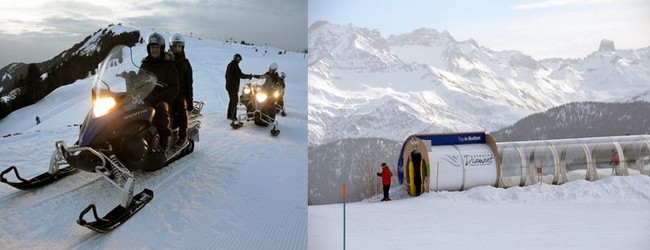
left=243, top=86, right=251, bottom=95
left=255, top=92, right=268, bottom=103
left=273, top=90, right=280, bottom=98
left=93, top=97, right=116, bottom=117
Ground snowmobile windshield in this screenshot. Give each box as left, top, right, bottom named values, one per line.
left=91, top=45, right=157, bottom=117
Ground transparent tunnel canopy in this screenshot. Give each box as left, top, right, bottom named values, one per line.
left=496, top=135, right=650, bottom=187
left=498, top=145, right=525, bottom=187
left=559, top=143, right=591, bottom=183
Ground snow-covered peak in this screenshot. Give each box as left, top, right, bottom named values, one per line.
left=598, top=39, right=616, bottom=52
left=386, top=28, right=457, bottom=47
left=308, top=21, right=401, bottom=75
left=76, top=24, right=139, bottom=56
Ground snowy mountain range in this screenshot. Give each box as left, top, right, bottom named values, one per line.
left=308, top=21, right=650, bottom=145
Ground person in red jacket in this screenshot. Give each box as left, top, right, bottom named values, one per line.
left=610, top=149, right=620, bottom=175
left=376, top=163, right=393, bottom=201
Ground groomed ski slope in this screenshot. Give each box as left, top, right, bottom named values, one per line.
left=0, top=28, right=307, bottom=249
left=309, top=176, right=650, bottom=250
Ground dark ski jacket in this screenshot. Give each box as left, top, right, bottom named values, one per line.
left=377, top=166, right=393, bottom=185
left=263, top=71, right=285, bottom=88
left=172, top=51, right=193, bottom=104
left=141, top=55, right=179, bottom=105
left=225, top=60, right=251, bottom=92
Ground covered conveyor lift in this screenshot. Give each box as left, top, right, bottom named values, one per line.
left=398, top=132, right=650, bottom=196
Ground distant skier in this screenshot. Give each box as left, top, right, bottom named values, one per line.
left=376, top=163, right=393, bottom=201
left=169, top=33, right=193, bottom=147
left=610, top=149, right=620, bottom=175
left=35, top=116, right=41, bottom=125
left=225, top=53, right=254, bottom=127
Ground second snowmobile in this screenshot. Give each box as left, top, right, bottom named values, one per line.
left=232, top=74, right=282, bottom=136
left=0, top=45, right=203, bottom=232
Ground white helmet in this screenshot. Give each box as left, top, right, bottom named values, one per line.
left=169, top=33, right=184, bottom=48
left=269, top=62, right=278, bottom=71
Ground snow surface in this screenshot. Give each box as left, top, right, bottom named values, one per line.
left=0, top=28, right=307, bottom=249
left=309, top=176, right=650, bottom=250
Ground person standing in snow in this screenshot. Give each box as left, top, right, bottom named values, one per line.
left=225, top=53, right=253, bottom=127
left=610, top=149, right=620, bottom=175
left=140, top=32, right=179, bottom=151
left=169, top=33, right=193, bottom=146
left=35, top=116, right=41, bottom=125
left=377, top=163, right=393, bottom=201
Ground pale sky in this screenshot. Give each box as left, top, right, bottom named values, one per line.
left=309, top=0, right=650, bottom=60
left=0, top=0, right=307, bottom=67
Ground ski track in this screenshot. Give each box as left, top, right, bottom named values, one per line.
left=0, top=115, right=307, bottom=249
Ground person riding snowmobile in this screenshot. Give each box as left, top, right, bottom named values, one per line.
left=262, top=62, right=285, bottom=114
left=169, top=33, right=193, bottom=147
left=140, top=32, right=179, bottom=151
left=262, top=62, right=282, bottom=88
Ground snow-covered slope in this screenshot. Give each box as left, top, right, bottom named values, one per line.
left=0, top=27, right=307, bottom=249
left=309, top=176, right=650, bottom=250
left=308, top=21, right=650, bottom=145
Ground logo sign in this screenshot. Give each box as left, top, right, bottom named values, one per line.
left=443, top=154, right=461, bottom=168
left=418, top=132, right=486, bottom=146
left=463, top=154, right=494, bottom=167
left=124, top=109, right=147, bottom=120
left=458, top=135, right=483, bottom=143
left=443, top=153, right=494, bottom=168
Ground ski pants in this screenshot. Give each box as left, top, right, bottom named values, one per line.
left=153, top=101, right=171, bottom=138
left=383, top=185, right=390, bottom=199
left=227, top=88, right=239, bottom=120
left=174, top=96, right=188, bottom=139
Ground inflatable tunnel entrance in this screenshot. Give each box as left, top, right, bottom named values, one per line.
left=398, top=132, right=500, bottom=196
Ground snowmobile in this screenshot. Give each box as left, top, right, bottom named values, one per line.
left=231, top=75, right=282, bottom=136
left=0, top=45, right=203, bottom=232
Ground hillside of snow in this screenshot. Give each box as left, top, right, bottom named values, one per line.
left=308, top=21, right=650, bottom=145
left=309, top=175, right=650, bottom=250
left=0, top=26, right=307, bottom=249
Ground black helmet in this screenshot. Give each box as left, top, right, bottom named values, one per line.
left=146, top=32, right=165, bottom=55
left=234, top=53, right=242, bottom=62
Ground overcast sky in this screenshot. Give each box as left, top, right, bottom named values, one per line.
left=309, top=0, right=650, bottom=60
left=0, top=0, right=307, bottom=67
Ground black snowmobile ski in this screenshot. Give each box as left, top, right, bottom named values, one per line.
left=0, top=165, right=77, bottom=190
left=77, top=188, right=154, bottom=233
